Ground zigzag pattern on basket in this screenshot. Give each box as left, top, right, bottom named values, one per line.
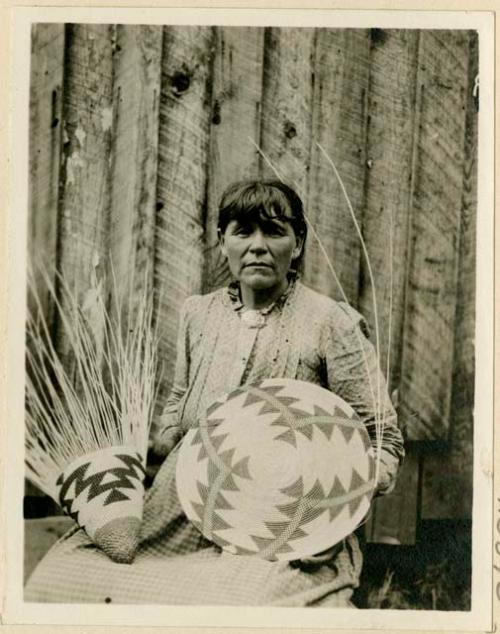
left=176, top=378, right=377, bottom=561
left=54, top=446, right=147, bottom=545
left=57, top=451, right=146, bottom=520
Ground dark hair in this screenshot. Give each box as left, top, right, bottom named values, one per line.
left=217, top=180, right=308, bottom=269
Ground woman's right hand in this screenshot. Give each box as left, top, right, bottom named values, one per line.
left=151, top=426, right=183, bottom=457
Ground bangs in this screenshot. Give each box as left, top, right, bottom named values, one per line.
left=217, top=181, right=308, bottom=272
left=220, top=183, right=293, bottom=227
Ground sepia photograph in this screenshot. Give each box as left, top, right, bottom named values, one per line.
left=2, top=6, right=494, bottom=630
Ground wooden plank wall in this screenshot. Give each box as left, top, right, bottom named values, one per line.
left=28, top=24, right=65, bottom=320
left=27, top=24, right=478, bottom=543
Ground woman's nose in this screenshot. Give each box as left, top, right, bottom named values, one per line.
left=248, top=229, right=268, bottom=252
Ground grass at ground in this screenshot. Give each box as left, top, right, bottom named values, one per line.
left=354, top=520, right=472, bottom=610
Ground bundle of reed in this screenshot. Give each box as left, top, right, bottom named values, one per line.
left=25, top=264, right=159, bottom=564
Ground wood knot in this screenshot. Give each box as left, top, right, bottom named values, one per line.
left=370, top=28, right=388, bottom=46
left=284, top=121, right=297, bottom=139
left=212, top=100, right=221, bottom=125
left=171, top=70, right=191, bottom=95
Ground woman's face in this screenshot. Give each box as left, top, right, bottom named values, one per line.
left=219, top=216, right=303, bottom=293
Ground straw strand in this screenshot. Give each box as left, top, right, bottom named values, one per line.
left=25, top=262, right=159, bottom=501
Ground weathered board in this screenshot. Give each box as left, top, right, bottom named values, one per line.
left=358, top=29, right=419, bottom=387
left=107, top=25, right=162, bottom=309
left=204, top=26, right=265, bottom=292
left=28, top=24, right=65, bottom=320
left=305, top=29, right=371, bottom=305
left=259, top=27, right=316, bottom=197
left=54, top=24, right=115, bottom=359
left=153, top=25, right=215, bottom=413
left=399, top=30, right=470, bottom=442
left=366, top=452, right=419, bottom=544
left=421, top=31, right=477, bottom=519
left=26, top=24, right=66, bottom=502
left=359, top=29, right=420, bottom=544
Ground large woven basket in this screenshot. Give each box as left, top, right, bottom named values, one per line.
left=176, top=378, right=376, bottom=562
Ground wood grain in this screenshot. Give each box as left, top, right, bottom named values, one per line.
left=366, top=452, right=419, bottom=545
left=204, top=26, right=265, bottom=292
left=154, top=25, right=215, bottom=412
left=360, top=29, right=420, bottom=544
left=54, top=24, right=115, bottom=357
left=259, top=27, right=315, bottom=198
left=305, top=29, right=371, bottom=304
left=107, top=25, right=162, bottom=308
left=26, top=25, right=78, bottom=499
left=421, top=31, right=477, bottom=518
left=399, top=31, right=470, bottom=442
left=358, top=29, right=419, bottom=387
left=28, top=24, right=65, bottom=319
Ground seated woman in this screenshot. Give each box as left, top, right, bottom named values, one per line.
left=25, top=180, right=404, bottom=607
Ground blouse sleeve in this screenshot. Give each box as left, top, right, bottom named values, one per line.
left=321, top=302, right=405, bottom=496
left=152, top=297, right=193, bottom=456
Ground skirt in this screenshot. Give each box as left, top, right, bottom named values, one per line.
left=25, top=445, right=363, bottom=606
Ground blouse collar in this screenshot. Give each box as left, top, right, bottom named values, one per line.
left=226, top=271, right=298, bottom=315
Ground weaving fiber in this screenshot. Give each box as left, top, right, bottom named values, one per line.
left=25, top=267, right=157, bottom=564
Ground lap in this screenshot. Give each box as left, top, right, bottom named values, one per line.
left=25, top=451, right=363, bottom=606
left=25, top=526, right=361, bottom=606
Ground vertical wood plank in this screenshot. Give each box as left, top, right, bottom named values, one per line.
left=421, top=32, right=477, bottom=519
left=26, top=23, right=65, bottom=502
left=399, top=31, right=470, bottom=442
left=154, top=26, right=215, bottom=415
left=259, top=27, right=315, bottom=198
left=366, top=452, right=419, bottom=544
left=54, top=24, right=115, bottom=356
left=306, top=29, right=371, bottom=304
left=358, top=29, right=419, bottom=387
left=204, top=26, right=265, bottom=292
left=108, top=25, right=162, bottom=305
left=358, top=29, right=420, bottom=543
left=28, top=24, right=65, bottom=318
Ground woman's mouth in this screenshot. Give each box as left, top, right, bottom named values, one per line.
left=245, top=262, right=272, bottom=268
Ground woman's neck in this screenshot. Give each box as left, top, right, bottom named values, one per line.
left=240, top=278, right=289, bottom=310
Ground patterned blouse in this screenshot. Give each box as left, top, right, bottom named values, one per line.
left=157, top=276, right=404, bottom=494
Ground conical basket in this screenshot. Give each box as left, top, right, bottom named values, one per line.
left=55, top=445, right=146, bottom=563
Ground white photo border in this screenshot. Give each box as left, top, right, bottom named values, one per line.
left=3, top=6, right=495, bottom=631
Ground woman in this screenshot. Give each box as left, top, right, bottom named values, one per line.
left=26, top=180, right=404, bottom=607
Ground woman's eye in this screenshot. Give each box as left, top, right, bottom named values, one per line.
left=234, top=226, right=251, bottom=236
left=265, top=225, right=286, bottom=237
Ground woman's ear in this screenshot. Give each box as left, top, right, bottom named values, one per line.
left=218, top=228, right=227, bottom=258
left=292, top=235, right=304, bottom=260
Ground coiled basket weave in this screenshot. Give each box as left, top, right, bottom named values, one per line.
left=176, top=378, right=376, bottom=562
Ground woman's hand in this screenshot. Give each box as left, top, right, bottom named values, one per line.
left=150, top=426, right=182, bottom=457
left=373, top=449, right=400, bottom=497
left=291, top=542, right=343, bottom=570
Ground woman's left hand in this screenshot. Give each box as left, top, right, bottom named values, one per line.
left=291, top=542, right=343, bottom=569
left=151, top=426, right=183, bottom=457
